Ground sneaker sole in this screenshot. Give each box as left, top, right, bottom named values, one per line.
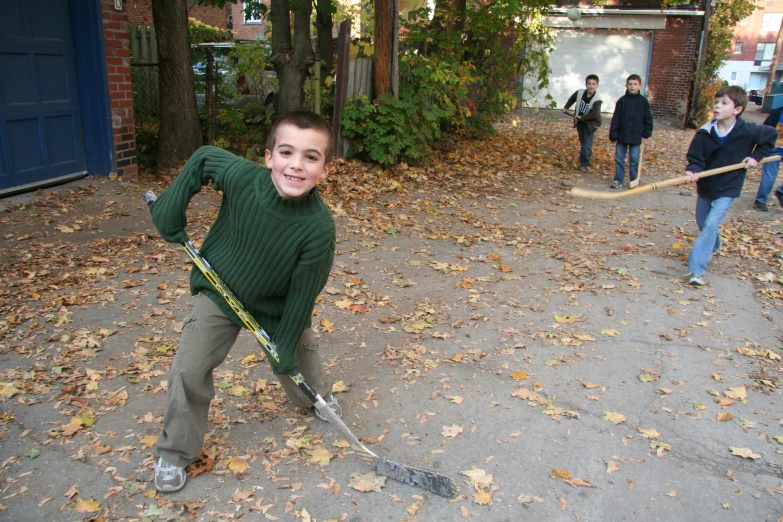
left=155, top=480, right=186, bottom=493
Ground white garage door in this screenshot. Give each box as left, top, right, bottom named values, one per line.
left=524, top=29, right=651, bottom=113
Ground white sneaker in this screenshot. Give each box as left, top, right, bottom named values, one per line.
left=154, top=456, right=186, bottom=492
left=313, top=394, right=342, bottom=421
left=688, top=274, right=705, bottom=286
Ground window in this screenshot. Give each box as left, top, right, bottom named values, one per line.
left=243, top=1, right=263, bottom=23
left=760, top=13, right=783, bottom=34
left=731, top=72, right=737, bottom=80
left=735, top=42, right=743, bottom=54
left=756, top=42, right=776, bottom=63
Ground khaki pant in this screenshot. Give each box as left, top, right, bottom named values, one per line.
left=157, top=294, right=331, bottom=468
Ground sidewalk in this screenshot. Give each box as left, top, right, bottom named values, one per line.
left=0, top=114, right=782, bottom=521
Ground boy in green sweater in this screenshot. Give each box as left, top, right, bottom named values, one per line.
left=149, top=111, right=341, bottom=493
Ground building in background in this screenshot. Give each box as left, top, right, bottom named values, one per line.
left=719, top=0, right=783, bottom=92
left=522, top=0, right=707, bottom=128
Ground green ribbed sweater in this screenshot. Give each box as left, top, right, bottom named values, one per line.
left=150, top=146, right=335, bottom=376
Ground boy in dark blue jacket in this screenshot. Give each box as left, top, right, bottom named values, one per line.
left=752, top=105, right=783, bottom=211
left=684, top=86, right=776, bottom=286
left=609, top=74, right=653, bottom=189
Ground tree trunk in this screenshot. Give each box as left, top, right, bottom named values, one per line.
left=270, top=0, right=313, bottom=114
left=151, top=0, right=202, bottom=170
left=315, top=0, right=334, bottom=88
left=374, top=0, right=392, bottom=99
left=764, top=22, right=783, bottom=100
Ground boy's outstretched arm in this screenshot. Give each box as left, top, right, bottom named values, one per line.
left=149, top=146, right=240, bottom=244
left=562, top=91, right=578, bottom=113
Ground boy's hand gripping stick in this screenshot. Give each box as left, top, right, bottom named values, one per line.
left=141, top=191, right=457, bottom=498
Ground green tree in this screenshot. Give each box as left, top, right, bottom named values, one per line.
left=690, top=0, right=757, bottom=126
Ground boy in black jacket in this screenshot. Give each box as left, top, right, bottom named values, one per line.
left=684, top=86, right=776, bottom=286
left=563, top=74, right=603, bottom=171
left=752, top=105, right=783, bottom=211
left=609, top=74, right=653, bottom=189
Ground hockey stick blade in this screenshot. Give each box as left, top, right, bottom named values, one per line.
left=314, top=399, right=458, bottom=497
left=372, top=457, right=458, bottom=498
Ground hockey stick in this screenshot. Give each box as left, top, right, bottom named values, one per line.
left=570, top=156, right=781, bottom=200
left=629, top=141, right=643, bottom=189
left=142, top=191, right=457, bottom=498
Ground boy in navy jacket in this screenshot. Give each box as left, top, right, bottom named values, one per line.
left=609, top=74, right=653, bottom=189
left=684, top=86, right=776, bottom=286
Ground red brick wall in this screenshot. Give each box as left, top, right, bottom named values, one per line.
left=102, top=0, right=137, bottom=179
left=647, top=16, right=703, bottom=128
left=126, top=0, right=227, bottom=28
left=229, top=2, right=269, bottom=41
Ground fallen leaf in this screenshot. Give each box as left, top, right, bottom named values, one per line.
left=332, top=381, right=350, bottom=393
left=226, top=456, right=249, bottom=474
left=139, top=434, right=158, bottom=448
left=603, top=411, right=627, bottom=425
left=638, top=428, right=660, bottom=439
left=348, top=471, right=386, bottom=493
left=442, top=424, right=464, bottom=438
left=74, top=498, right=100, bottom=513
left=460, top=467, right=494, bottom=489
left=729, top=446, right=761, bottom=460
left=307, top=448, right=333, bottom=467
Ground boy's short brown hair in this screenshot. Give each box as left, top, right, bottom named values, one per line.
left=627, top=74, right=642, bottom=84
left=266, top=110, right=334, bottom=163
left=715, top=85, right=748, bottom=115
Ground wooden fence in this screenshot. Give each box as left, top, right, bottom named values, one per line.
left=129, top=25, right=159, bottom=123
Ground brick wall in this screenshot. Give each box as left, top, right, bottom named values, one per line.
left=229, top=2, right=268, bottom=41
left=126, top=0, right=227, bottom=28
left=102, top=0, right=137, bottom=179
left=647, top=16, right=703, bottom=128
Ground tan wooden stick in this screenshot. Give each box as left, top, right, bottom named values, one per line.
left=570, top=156, right=781, bottom=200
left=629, top=141, right=644, bottom=189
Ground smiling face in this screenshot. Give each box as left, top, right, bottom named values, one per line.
left=712, top=94, right=743, bottom=122
left=626, top=79, right=641, bottom=95
left=265, top=124, right=332, bottom=200
left=585, top=78, right=598, bottom=96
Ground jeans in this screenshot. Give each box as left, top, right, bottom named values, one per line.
left=755, top=148, right=783, bottom=204
left=576, top=122, right=594, bottom=167
left=614, top=143, right=641, bottom=183
left=688, top=196, right=734, bottom=277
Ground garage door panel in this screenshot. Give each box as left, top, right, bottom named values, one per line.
left=30, top=0, right=70, bottom=42
left=45, top=114, right=79, bottom=166
left=36, top=54, right=71, bottom=103
left=0, top=53, right=34, bottom=105
left=7, top=119, right=43, bottom=172
left=525, top=29, right=651, bottom=114
left=0, top=3, right=24, bottom=40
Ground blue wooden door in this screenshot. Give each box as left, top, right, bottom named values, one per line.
left=0, top=0, right=87, bottom=192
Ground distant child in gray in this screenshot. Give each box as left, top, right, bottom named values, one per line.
left=562, top=74, right=602, bottom=171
